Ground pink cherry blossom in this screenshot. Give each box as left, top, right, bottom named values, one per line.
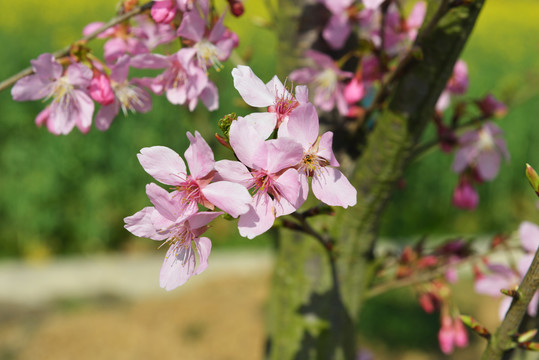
left=124, top=192, right=222, bottom=290
left=452, top=122, right=510, bottom=181
left=131, top=49, right=217, bottom=111
left=137, top=131, right=252, bottom=218
left=177, top=9, right=238, bottom=71
left=289, top=50, right=353, bottom=116
left=131, top=14, right=177, bottom=50
left=83, top=22, right=148, bottom=63
left=278, top=103, right=357, bottom=208
left=215, top=117, right=304, bottom=238
left=94, top=55, right=152, bottom=131
left=232, top=65, right=309, bottom=132
left=11, top=53, right=94, bottom=135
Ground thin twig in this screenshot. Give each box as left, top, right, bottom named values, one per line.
left=481, top=245, right=539, bottom=359
left=366, top=242, right=523, bottom=299
left=0, top=1, right=154, bottom=93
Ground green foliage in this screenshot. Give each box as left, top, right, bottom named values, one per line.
left=0, top=0, right=538, bottom=257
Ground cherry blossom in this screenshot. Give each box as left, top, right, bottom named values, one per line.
left=289, top=50, right=353, bottom=116
left=452, top=122, right=510, bottom=181
left=94, top=55, right=152, bottom=131
left=177, top=8, right=238, bottom=71
left=232, top=65, right=309, bottom=132
left=137, top=131, right=252, bottom=218
left=11, top=53, right=94, bottom=135
left=131, top=49, right=216, bottom=111
left=124, top=193, right=222, bottom=290
left=215, top=117, right=304, bottom=239
left=278, top=103, right=357, bottom=208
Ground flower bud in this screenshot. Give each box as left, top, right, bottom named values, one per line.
left=526, top=164, right=539, bottom=197
left=343, top=77, right=365, bottom=104
left=227, top=0, right=244, bottom=17
left=476, top=94, right=507, bottom=118
left=89, top=72, right=115, bottom=105
left=151, top=0, right=177, bottom=24
left=452, top=178, right=479, bottom=210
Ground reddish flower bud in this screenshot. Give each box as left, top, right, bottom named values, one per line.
left=343, top=77, right=365, bottom=104
left=89, top=72, right=115, bottom=106
left=151, top=0, right=177, bottom=24
left=476, top=94, right=507, bottom=118
left=227, top=0, right=244, bottom=17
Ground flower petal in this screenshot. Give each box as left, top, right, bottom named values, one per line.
left=138, top=146, right=187, bottom=185
left=312, top=167, right=357, bottom=208
left=194, top=236, right=212, bottom=275
left=185, top=131, right=215, bottom=179
left=159, top=245, right=196, bottom=290
left=202, top=181, right=252, bottom=218
left=232, top=65, right=274, bottom=107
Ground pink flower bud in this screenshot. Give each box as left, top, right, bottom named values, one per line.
left=419, top=293, right=435, bottom=313
left=89, top=73, right=115, bottom=106
left=453, top=318, right=469, bottom=348
left=452, top=179, right=479, bottom=210
left=151, top=0, right=177, bottom=24
left=438, top=317, right=455, bottom=354
left=476, top=94, right=507, bottom=118
left=343, top=77, right=365, bottom=104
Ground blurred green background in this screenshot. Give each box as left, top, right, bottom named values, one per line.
left=0, top=0, right=538, bottom=260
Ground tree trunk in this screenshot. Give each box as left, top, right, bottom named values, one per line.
left=266, top=1, right=487, bottom=359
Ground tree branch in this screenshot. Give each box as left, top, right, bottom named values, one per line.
left=481, top=245, right=539, bottom=359
left=0, top=1, right=154, bottom=93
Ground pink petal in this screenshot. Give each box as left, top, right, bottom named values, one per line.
left=214, top=160, right=252, bottom=186
left=229, top=117, right=266, bottom=169
left=279, top=103, right=319, bottom=149
left=130, top=53, right=170, bottom=69
left=518, top=221, right=539, bottom=253
left=66, top=63, right=92, bottom=87
left=323, top=14, right=351, bottom=50
left=243, top=112, right=277, bottom=140
left=295, top=85, right=309, bottom=104
left=312, top=167, right=357, bottom=208
left=407, top=1, right=427, bottom=29
left=363, top=0, right=384, bottom=9
left=186, top=211, right=223, bottom=230
left=73, top=90, right=95, bottom=134
left=528, top=292, right=539, bottom=317
left=318, top=131, right=339, bottom=166
left=159, top=245, right=196, bottom=290
left=477, top=150, right=501, bottom=181
left=202, top=181, right=251, bottom=218
left=185, top=131, right=215, bottom=179
left=208, top=13, right=226, bottom=43
left=31, top=53, right=62, bottom=81
left=238, top=193, right=275, bottom=239
left=176, top=9, right=205, bottom=42
left=11, top=75, right=49, bottom=101
left=274, top=168, right=301, bottom=206
left=194, top=237, right=212, bottom=275
left=138, top=146, right=187, bottom=185
left=146, top=183, right=181, bottom=221
left=95, top=101, right=120, bottom=131
left=260, top=138, right=304, bottom=174
left=232, top=65, right=275, bottom=107
left=124, top=207, right=167, bottom=240
left=200, top=81, right=219, bottom=111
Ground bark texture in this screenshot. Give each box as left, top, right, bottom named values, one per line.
left=267, top=1, right=486, bottom=359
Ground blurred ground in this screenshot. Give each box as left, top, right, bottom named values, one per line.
left=0, top=249, right=506, bottom=360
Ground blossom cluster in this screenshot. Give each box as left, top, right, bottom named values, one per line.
left=288, top=0, right=426, bottom=117
left=11, top=0, right=241, bottom=135
left=124, top=65, right=357, bottom=290
left=474, top=221, right=539, bottom=320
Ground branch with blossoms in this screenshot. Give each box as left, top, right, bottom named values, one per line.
left=124, top=65, right=357, bottom=289
left=3, top=0, right=243, bottom=134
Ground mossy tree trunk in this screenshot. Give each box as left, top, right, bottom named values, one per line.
left=266, top=1, right=487, bottom=359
